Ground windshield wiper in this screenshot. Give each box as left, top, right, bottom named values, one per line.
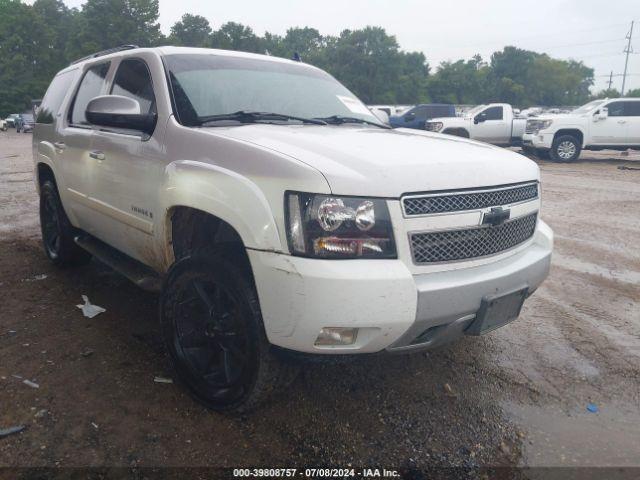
left=198, top=111, right=327, bottom=126
left=314, top=115, right=390, bottom=129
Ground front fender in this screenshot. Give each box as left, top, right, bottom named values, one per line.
left=162, top=160, right=282, bottom=252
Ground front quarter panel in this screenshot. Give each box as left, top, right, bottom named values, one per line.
left=162, top=120, right=332, bottom=254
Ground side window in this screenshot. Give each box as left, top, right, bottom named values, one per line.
left=483, top=106, right=504, bottom=121
left=111, top=59, right=156, bottom=115
left=606, top=101, right=625, bottom=117
left=625, top=101, right=640, bottom=117
left=37, top=69, right=78, bottom=124
left=69, top=63, right=110, bottom=126
left=414, top=107, right=428, bottom=121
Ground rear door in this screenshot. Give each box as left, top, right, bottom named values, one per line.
left=34, top=68, right=80, bottom=214
left=58, top=62, right=111, bottom=233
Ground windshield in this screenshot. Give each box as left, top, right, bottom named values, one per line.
left=164, top=54, right=381, bottom=127
left=464, top=105, right=487, bottom=117
left=573, top=100, right=605, bottom=114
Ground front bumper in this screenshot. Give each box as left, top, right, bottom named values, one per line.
left=522, top=132, right=553, bottom=149
left=249, top=220, right=553, bottom=355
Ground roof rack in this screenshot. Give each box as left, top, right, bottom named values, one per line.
left=70, top=45, right=139, bottom=65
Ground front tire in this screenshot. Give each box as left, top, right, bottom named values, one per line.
left=39, top=180, right=91, bottom=266
left=160, top=253, right=297, bottom=412
left=550, top=135, right=581, bottom=162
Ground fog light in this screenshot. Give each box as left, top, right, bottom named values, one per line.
left=315, top=327, right=358, bottom=346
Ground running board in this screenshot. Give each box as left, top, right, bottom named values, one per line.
left=74, top=235, right=162, bottom=292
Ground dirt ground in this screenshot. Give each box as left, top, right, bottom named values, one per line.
left=1, top=129, right=639, bottom=473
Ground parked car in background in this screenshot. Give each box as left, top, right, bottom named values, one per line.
left=16, top=113, right=35, bottom=133
left=5, top=114, right=20, bottom=128
left=522, top=98, right=640, bottom=162
left=425, top=103, right=526, bottom=146
left=33, top=45, right=551, bottom=411
left=519, top=107, right=543, bottom=118
left=0, top=118, right=7, bottom=131
left=390, top=104, right=456, bottom=129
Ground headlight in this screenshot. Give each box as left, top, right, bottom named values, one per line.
left=285, top=192, right=396, bottom=259
left=527, top=119, right=553, bottom=133
left=425, top=121, right=443, bottom=132
left=539, top=120, right=553, bottom=130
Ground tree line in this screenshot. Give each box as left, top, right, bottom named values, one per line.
left=1, top=0, right=638, bottom=116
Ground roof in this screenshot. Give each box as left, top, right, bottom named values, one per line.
left=62, top=45, right=314, bottom=74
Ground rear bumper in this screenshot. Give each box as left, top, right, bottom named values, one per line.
left=248, top=220, right=553, bottom=355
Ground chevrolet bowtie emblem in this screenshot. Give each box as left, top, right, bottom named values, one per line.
left=482, top=207, right=511, bottom=226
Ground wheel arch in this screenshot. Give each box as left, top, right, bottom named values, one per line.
left=554, top=129, right=584, bottom=147
left=442, top=128, right=470, bottom=138
left=36, top=162, right=57, bottom=194
left=161, top=160, right=285, bottom=263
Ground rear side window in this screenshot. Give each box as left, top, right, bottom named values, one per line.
left=607, top=101, right=625, bottom=117
left=623, top=101, right=640, bottom=117
left=37, top=69, right=78, bottom=124
left=111, top=59, right=156, bottom=115
left=425, top=105, right=453, bottom=118
left=69, top=62, right=110, bottom=126
left=483, top=106, right=503, bottom=120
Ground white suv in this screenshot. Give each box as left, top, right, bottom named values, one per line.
left=33, top=46, right=553, bottom=410
left=522, top=98, right=640, bottom=162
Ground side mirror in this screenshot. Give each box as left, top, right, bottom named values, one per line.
left=595, top=108, right=608, bottom=121
left=474, top=113, right=487, bottom=124
left=405, top=112, right=416, bottom=121
left=86, top=95, right=156, bottom=135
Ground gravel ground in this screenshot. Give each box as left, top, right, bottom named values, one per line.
left=0, top=130, right=639, bottom=473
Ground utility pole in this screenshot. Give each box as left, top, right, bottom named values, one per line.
left=607, top=71, right=614, bottom=90
left=621, top=20, right=634, bottom=96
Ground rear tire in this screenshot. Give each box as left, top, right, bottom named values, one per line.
left=160, top=253, right=298, bottom=412
left=550, top=135, right=581, bottom=162
left=39, top=180, right=91, bottom=266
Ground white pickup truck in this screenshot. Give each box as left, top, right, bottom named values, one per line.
left=522, top=98, right=640, bottom=162
left=33, top=46, right=552, bottom=411
left=425, top=103, right=526, bottom=146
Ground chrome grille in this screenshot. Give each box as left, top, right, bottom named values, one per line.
left=403, top=183, right=538, bottom=216
left=410, top=213, right=538, bottom=264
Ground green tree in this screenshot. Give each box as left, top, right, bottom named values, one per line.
left=168, top=13, right=211, bottom=47
left=210, top=22, right=263, bottom=53
left=593, top=88, right=621, bottom=99
left=427, top=55, right=490, bottom=104
left=323, top=27, right=427, bottom=104
left=625, top=88, right=640, bottom=98
left=0, top=0, right=56, bottom=114
left=69, top=0, right=162, bottom=60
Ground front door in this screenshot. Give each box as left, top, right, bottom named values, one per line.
left=88, top=57, right=166, bottom=267
left=590, top=101, right=631, bottom=145
left=473, top=106, right=508, bottom=144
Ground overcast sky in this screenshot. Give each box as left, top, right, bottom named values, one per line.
left=63, top=0, right=640, bottom=94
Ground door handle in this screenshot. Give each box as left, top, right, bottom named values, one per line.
left=617, top=120, right=627, bottom=124
left=89, top=150, right=105, bottom=161
left=53, top=142, right=65, bottom=150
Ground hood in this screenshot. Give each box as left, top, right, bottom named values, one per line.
left=206, top=124, right=539, bottom=197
